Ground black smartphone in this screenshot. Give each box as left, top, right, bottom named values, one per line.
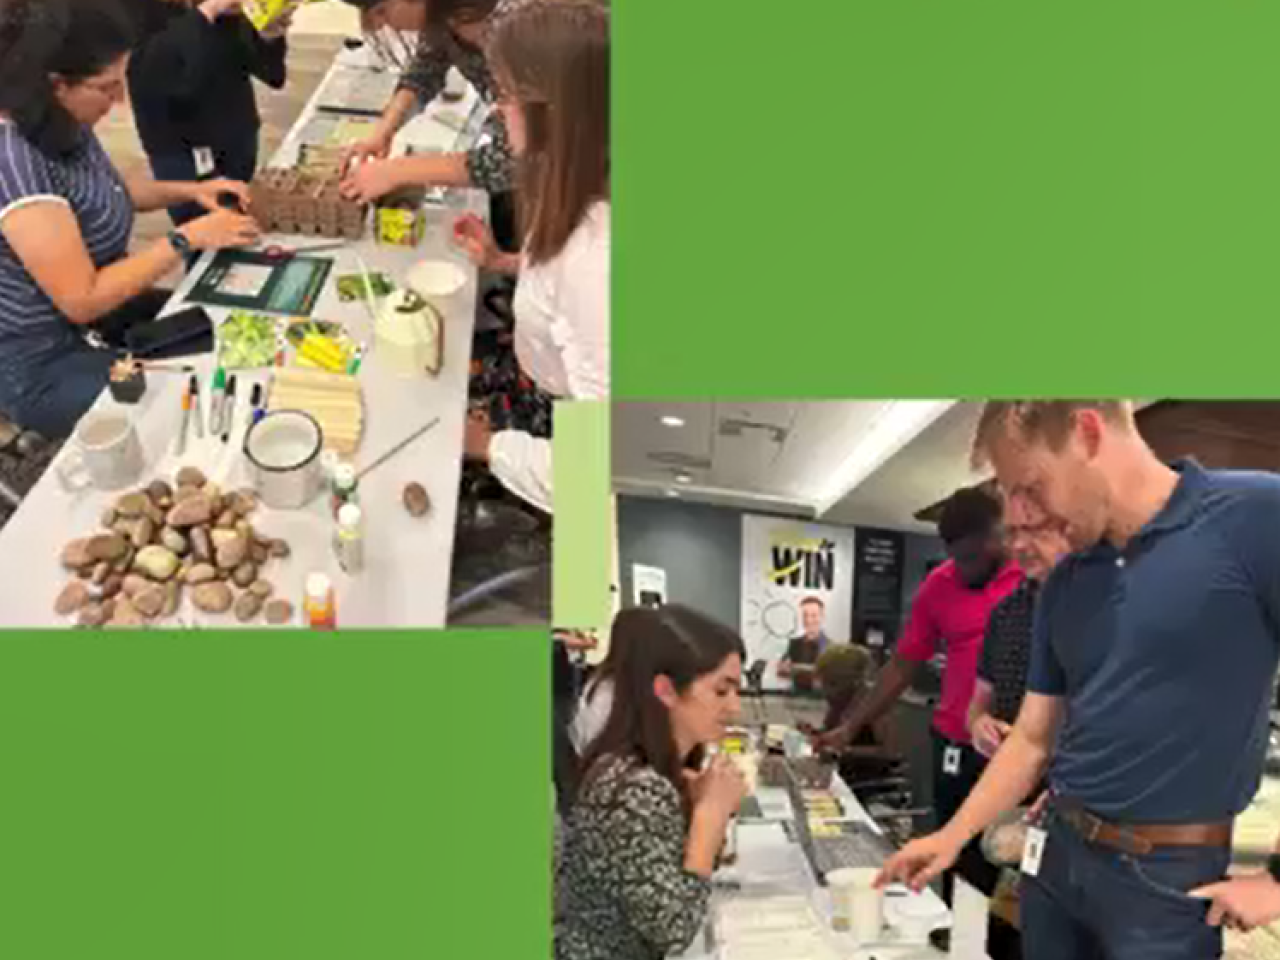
left=123, top=304, right=215, bottom=360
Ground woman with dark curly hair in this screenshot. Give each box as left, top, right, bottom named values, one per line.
left=0, top=0, right=259, bottom=438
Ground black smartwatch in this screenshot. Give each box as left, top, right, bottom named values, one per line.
left=166, top=229, right=193, bottom=258
left=1267, top=853, right=1280, bottom=885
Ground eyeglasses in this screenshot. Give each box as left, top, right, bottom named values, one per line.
left=1005, top=520, right=1061, bottom=544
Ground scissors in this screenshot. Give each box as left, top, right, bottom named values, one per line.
left=259, top=240, right=348, bottom=262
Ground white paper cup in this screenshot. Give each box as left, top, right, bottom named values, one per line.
left=849, top=867, right=884, bottom=944
left=827, top=868, right=858, bottom=931
left=828, top=867, right=883, bottom=942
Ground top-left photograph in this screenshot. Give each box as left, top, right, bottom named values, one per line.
left=0, top=0, right=610, bottom=628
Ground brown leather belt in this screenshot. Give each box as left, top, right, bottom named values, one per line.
left=1053, top=801, right=1233, bottom=856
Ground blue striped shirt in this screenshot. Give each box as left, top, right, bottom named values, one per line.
left=0, top=121, right=134, bottom=397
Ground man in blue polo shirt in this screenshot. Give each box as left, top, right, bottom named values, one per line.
left=880, top=400, right=1280, bottom=958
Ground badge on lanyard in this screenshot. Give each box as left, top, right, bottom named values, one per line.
left=943, top=745, right=962, bottom=776
left=1021, top=826, right=1048, bottom=877
left=194, top=147, right=216, bottom=179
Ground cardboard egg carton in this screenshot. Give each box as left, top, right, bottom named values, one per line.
left=250, top=165, right=366, bottom=240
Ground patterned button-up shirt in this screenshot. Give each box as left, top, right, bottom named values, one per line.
left=397, top=0, right=526, bottom=193
left=976, top=577, right=1040, bottom=723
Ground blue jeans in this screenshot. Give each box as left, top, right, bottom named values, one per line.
left=1022, top=808, right=1230, bottom=960
left=0, top=289, right=171, bottom=439
left=146, top=136, right=259, bottom=226
left=2, top=345, right=115, bottom=440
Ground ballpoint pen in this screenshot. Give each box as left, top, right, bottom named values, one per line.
left=189, top=373, right=204, bottom=439
left=221, top=375, right=237, bottom=443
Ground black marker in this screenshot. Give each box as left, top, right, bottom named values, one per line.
left=189, top=373, right=204, bottom=439
left=221, top=375, right=238, bottom=443
left=248, top=382, right=264, bottom=428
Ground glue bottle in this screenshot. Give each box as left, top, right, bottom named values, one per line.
left=334, top=503, right=365, bottom=574
left=304, top=572, right=337, bottom=629
left=330, top=462, right=359, bottom=517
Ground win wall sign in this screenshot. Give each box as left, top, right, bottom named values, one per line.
left=770, top=536, right=837, bottom=591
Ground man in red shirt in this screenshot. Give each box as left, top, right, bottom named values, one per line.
left=816, top=486, right=1021, bottom=899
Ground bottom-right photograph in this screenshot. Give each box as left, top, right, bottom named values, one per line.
left=554, top=400, right=1280, bottom=960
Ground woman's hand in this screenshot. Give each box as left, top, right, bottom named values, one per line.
left=454, top=214, right=521, bottom=274
left=341, top=130, right=395, bottom=171
left=464, top=409, right=493, bottom=461
left=970, top=713, right=1012, bottom=759
left=179, top=209, right=261, bottom=251
left=189, top=178, right=251, bottom=214
left=687, top=755, right=747, bottom=822
left=199, top=0, right=245, bottom=22
left=452, top=214, right=501, bottom=268
left=554, top=629, right=598, bottom=652
left=260, top=8, right=293, bottom=39
left=340, top=157, right=404, bottom=202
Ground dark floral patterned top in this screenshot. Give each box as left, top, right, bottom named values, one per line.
left=397, top=0, right=524, bottom=193
left=555, top=755, right=712, bottom=960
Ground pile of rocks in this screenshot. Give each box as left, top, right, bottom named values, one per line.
left=57, top=467, right=296, bottom=628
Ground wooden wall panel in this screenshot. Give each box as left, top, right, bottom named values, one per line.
left=913, top=401, right=1280, bottom=521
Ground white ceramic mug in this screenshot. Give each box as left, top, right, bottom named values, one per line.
left=56, top=409, right=144, bottom=491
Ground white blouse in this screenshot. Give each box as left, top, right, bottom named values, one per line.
left=570, top=676, right=614, bottom=755
left=488, top=201, right=610, bottom=512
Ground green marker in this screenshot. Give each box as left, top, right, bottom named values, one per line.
left=347, top=343, right=367, bottom=375
left=210, top=366, right=227, bottom=434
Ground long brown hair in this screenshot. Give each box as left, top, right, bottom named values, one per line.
left=487, top=0, right=609, bottom=265
left=582, top=623, right=626, bottom=704
left=579, top=605, right=745, bottom=804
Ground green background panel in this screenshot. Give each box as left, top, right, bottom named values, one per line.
left=554, top=401, right=613, bottom=629
left=0, top=633, right=548, bottom=958
left=615, top=0, right=1280, bottom=397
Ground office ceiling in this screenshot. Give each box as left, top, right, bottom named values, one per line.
left=612, top=400, right=972, bottom=532
left=613, top=401, right=1168, bottom=534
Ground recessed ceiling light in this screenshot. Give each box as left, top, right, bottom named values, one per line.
left=660, top=415, right=685, bottom=428
left=675, top=473, right=692, bottom=484
left=666, top=489, right=680, bottom=498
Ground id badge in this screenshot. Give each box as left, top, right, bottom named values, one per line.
left=194, top=147, right=216, bottom=179
left=1021, top=826, right=1047, bottom=877
left=943, top=745, right=962, bottom=776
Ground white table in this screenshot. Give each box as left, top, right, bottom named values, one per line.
left=0, top=45, right=490, bottom=627
left=681, top=768, right=958, bottom=960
